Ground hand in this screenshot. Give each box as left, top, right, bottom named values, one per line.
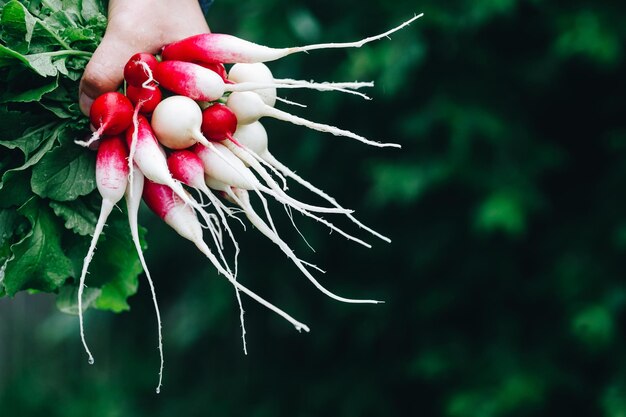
left=79, top=0, right=210, bottom=115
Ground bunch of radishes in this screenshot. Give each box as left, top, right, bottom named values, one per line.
left=75, top=14, right=422, bottom=392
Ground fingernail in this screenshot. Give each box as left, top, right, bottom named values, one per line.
left=79, top=93, right=94, bottom=116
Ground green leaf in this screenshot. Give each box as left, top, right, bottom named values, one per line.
left=0, top=76, right=58, bottom=103
left=0, top=0, right=37, bottom=53
left=0, top=106, right=51, bottom=151
left=3, top=197, right=74, bottom=296
left=0, top=207, right=21, bottom=247
left=31, top=141, right=96, bottom=201
left=50, top=199, right=97, bottom=236
left=0, top=129, right=56, bottom=207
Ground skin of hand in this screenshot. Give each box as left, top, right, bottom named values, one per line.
left=79, top=0, right=210, bottom=115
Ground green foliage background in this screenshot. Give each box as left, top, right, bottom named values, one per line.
left=2, top=0, right=626, bottom=415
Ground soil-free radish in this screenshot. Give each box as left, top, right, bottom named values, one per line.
left=124, top=52, right=159, bottom=88
left=76, top=92, right=133, bottom=147
left=142, top=179, right=310, bottom=333
left=161, top=15, right=423, bottom=64
left=77, top=135, right=129, bottom=365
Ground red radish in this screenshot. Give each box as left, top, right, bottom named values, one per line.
left=124, top=166, right=164, bottom=393
left=235, top=122, right=391, bottom=243
left=78, top=135, right=129, bottom=365
left=161, top=15, right=423, bottom=64
left=227, top=91, right=400, bottom=148
left=201, top=103, right=238, bottom=142
left=126, top=84, right=162, bottom=114
left=124, top=52, right=159, bottom=88
left=166, top=150, right=241, bottom=231
left=142, top=179, right=310, bottom=332
left=76, top=92, right=133, bottom=148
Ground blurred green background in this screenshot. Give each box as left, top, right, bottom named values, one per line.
left=2, top=0, right=626, bottom=415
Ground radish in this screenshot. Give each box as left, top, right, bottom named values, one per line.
left=166, top=150, right=247, bottom=352
left=124, top=52, right=158, bottom=89
left=228, top=63, right=374, bottom=105
left=235, top=122, right=391, bottom=243
left=227, top=91, right=400, bottom=148
left=124, top=166, right=164, bottom=393
left=161, top=14, right=423, bottom=64
left=154, top=61, right=375, bottom=104
left=78, top=135, right=129, bottom=365
left=151, top=95, right=211, bottom=149
left=142, top=179, right=310, bottom=333
left=126, top=84, right=162, bottom=114
left=76, top=92, right=133, bottom=148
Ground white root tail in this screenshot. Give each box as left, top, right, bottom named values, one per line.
left=265, top=106, right=401, bottom=148
left=230, top=188, right=380, bottom=304
left=78, top=198, right=114, bottom=366
left=264, top=152, right=391, bottom=243
left=287, top=14, right=424, bottom=54
left=125, top=168, right=164, bottom=393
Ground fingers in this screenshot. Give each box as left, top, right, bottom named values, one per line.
left=79, top=34, right=136, bottom=115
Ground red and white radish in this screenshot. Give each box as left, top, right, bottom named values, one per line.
left=78, top=135, right=129, bottom=365
left=76, top=92, right=133, bottom=148
left=161, top=15, right=423, bottom=64
left=125, top=114, right=224, bottom=259
left=154, top=61, right=372, bottom=104
left=166, top=151, right=247, bottom=352
left=142, top=179, right=310, bottom=332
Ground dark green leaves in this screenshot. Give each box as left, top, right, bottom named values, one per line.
left=0, top=1, right=142, bottom=314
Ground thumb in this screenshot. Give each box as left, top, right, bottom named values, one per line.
left=79, top=33, right=136, bottom=116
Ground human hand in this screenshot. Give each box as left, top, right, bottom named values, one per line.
left=79, top=0, right=210, bottom=115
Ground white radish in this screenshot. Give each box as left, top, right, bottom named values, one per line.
left=227, top=91, right=400, bottom=148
